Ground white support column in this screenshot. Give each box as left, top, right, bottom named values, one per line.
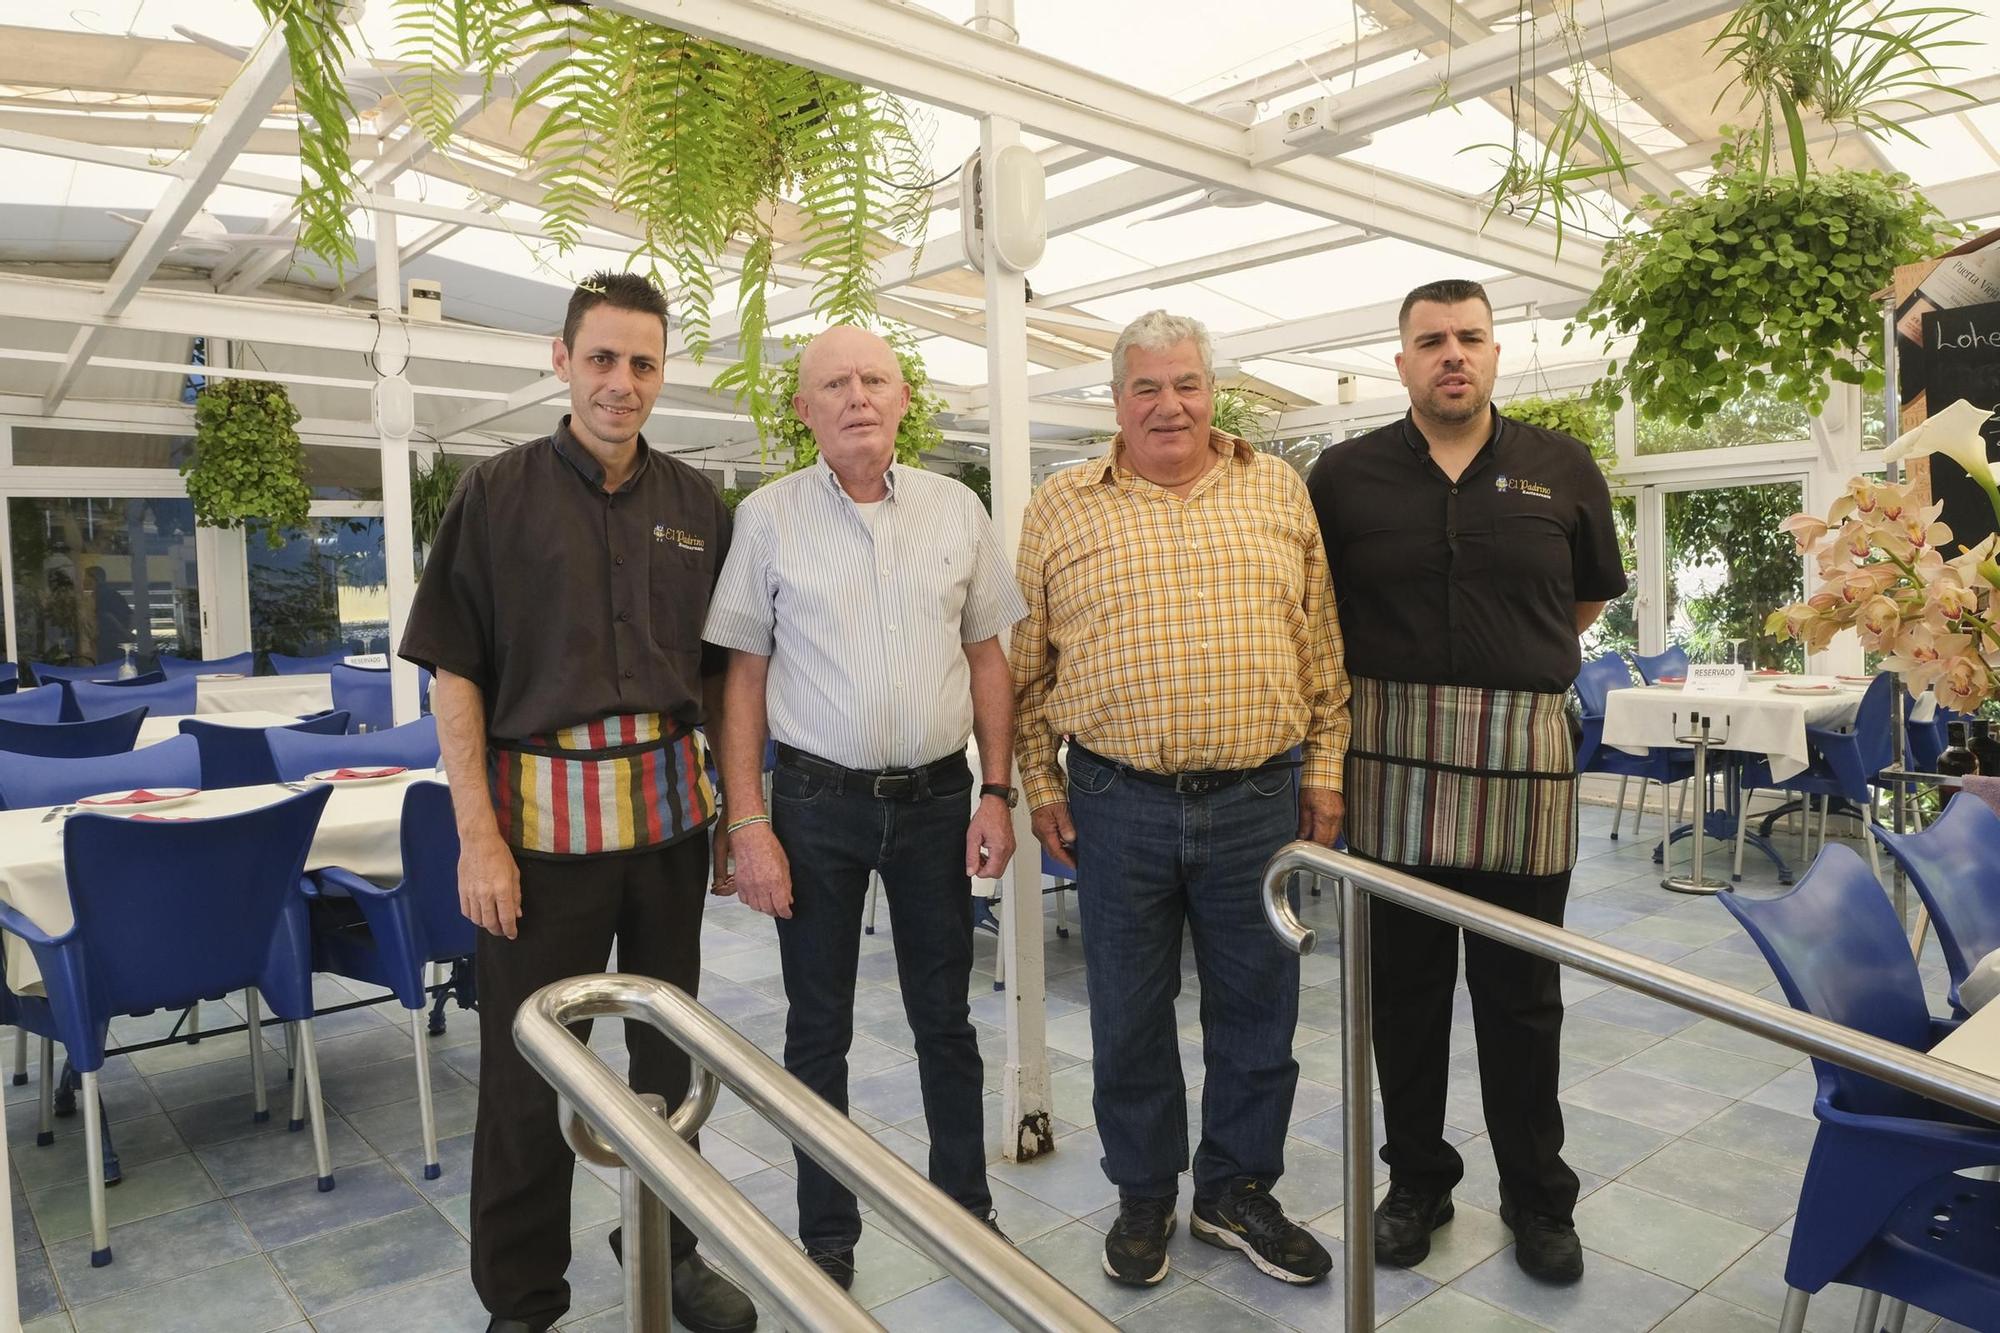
left=0, top=422, right=16, bottom=665
left=1637, top=483, right=1667, bottom=655
left=372, top=199, right=421, bottom=725
left=975, top=0, right=1054, bottom=1164
left=1807, top=380, right=1867, bottom=676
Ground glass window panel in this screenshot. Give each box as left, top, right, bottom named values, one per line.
left=1637, top=390, right=1811, bottom=454
left=8, top=497, right=201, bottom=668
left=246, top=517, right=389, bottom=658
left=1581, top=493, right=1639, bottom=662
left=1663, top=480, right=1806, bottom=672
left=12, top=428, right=192, bottom=469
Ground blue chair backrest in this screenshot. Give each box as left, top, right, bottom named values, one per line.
left=1573, top=651, right=1633, bottom=716
left=1907, top=711, right=1946, bottom=771
left=29, top=660, right=117, bottom=686
left=0, top=688, right=63, bottom=725
left=1719, top=843, right=1935, bottom=1117
left=158, top=651, right=256, bottom=679
left=400, top=781, right=475, bottom=962
left=1633, top=645, right=1689, bottom=684
left=71, top=676, right=195, bottom=721
left=179, top=713, right=351, bottom=789
left=1873, top=791, right=2000, bottom=1006
left=0, top=735, right=202, bottom=810
left=0, top=708, right=147, bottom=758
left=267, top=716, right=439, bottom=782
left=268, top=650, right=349, bottom=675
left=53, top=786, right=332, bottom=1061
left=329, top=664, right=392, bottom=733
left=0, top=662, right=16, bottom=695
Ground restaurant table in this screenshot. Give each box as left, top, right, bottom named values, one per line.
left=196, top=673, right=332, bottom=716
left=1931, top=1000, right=2000, bottom=1085
left=0, top=770, right=445, bottom=994
left=135, top=710, right=306, bottom=748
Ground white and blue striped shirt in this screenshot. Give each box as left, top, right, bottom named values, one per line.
left=702, top=461, right=1027, bottom=769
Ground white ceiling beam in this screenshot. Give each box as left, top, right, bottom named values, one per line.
left=602, top=0, right=1604, bottom=296
left=0, top=109, right=381, bottom=158
left=332, top=194, right=503, bottom=303
left=41, top=28, right=294, bottom=414
left=1034, top=223, right=1370, bottom=308
left=1658, top=75, right=2000, bottom=170
left=1928, top=171, right=2000, bottom=222
left=1276, top=356, right=1608, bottom=434
left=0, top=347, right=510, bottom=400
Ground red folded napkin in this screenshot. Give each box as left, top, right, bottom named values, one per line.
left=329, top=767, right=407, bottom=781
left=82, top=788, right=178, bottom=806
left=129, top=814, right=194, bottom=822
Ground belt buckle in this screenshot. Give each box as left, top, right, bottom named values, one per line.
left=872, top=772, right=913, bottom=799
left=1173, top=772, right=1211, bottom=796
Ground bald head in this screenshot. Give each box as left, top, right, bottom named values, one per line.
left=792, top=325, right=910, bottom=480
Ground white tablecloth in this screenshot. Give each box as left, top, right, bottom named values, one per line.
left=1931, top=1000, right=2000, bottom=1083
left=197, top=674, right=332, bottom=716
left=0, top=771, right=443, bottom=993
left=135, top=710, right=307, bottom=748
left=1601, top=676, right=1867, bottom=782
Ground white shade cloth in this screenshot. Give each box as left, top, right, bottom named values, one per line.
left=1601, top=676, right=1866, bottom=782
left=0, top=773, right=443, bottom=994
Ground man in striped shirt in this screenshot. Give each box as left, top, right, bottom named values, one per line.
left=704, top=325, right=1027, bottom=1291
left=1011, top=310, right=1351, bottom=1289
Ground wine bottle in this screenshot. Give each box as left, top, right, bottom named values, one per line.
left=1969, top=720, right=2000, bottom=780
left=1939, top=721, right=1980, bottom=781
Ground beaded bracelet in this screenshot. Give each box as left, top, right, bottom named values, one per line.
left=724, top=813, right=771, bottom=834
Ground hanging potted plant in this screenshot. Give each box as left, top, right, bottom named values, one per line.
left=1570, top=1, right=1972, bottom=428
left=751, top=332, right=948, bottom=473
left=410, top=450, right=466, bottom=559
left=181, top=378, right=311, bottom=547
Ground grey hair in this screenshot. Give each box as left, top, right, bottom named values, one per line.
left=1110, top=310, right=1214, bottom=393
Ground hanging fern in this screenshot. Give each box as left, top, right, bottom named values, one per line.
left=256, top=1, right=928, bottom=425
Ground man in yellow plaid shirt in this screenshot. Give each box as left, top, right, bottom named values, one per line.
left=1011, top=309, right=1351, bottom=1290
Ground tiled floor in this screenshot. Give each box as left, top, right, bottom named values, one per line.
left=5, top=800, right=1988, bottom=1331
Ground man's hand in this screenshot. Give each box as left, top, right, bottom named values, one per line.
left=459, top=831, right=523, bottom=939
left=966, top=796, right=1016, bottom=879
left=731, top=822, right=794, bottom=919
left=709, top=822, right=736, bottom=896
left=1031, top=800, right=1077, bottom=872
left=1299, top=787, right=1344, bottom=847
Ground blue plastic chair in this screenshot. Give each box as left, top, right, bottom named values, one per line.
left=266, top=716, right=440, bottom=782
left=1574, top=651, right=1697, bottom=848
left=178, top=713, right=351, bottom=789
left=1, top=662, right=16, bottom=695
left=1719, top=844, right=2000, bottom=1332
left=309, top=781, right=471, bottom=1179
left=0, top=787, right=339, bottom=1266
left=0, top=735, right=201, bottom=810
left=28, top=660, right=118, bottom=686
left=1632, top=645, right=1690, bottom=685
left=268, top=650, right=349, bottom=675
left=157, top=650, right=256, bottom=679
left=1733, top=673, right=1894, bottom=884
left=0, top=688, right=64, bottom=725
left=329, top=664, right=392, bottom=734
left=71, top=676, right=195, bottom=722
left=1870, top=792, right=2000, bottom=1017
left=0, top=708, right=148, bottom=759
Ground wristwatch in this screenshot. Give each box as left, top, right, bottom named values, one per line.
left=979, top=783, right=1019, bottom=808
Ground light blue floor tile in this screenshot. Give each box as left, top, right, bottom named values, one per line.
left=46, top=1198, right=258, bottom=1308
left=309, top=1264, right=486, bottom=1333
left=1016, top=1218, right=1189, bottom=1321
left=266, top=1204, right=466, bottom=1314
left=986, top=1128, right=1119, bottom=1218
left=1615, top=1140, right=1803, bottom=1231
left=1560, top=1068, right=1735, bottom=1135
left=1381, top=1286, right=1546, bottom=1332
left=1616, top=1039, right=1789, bottom=1099
left=68, top=1254, right=302, bottom=1333
left=1118, top=1281, right=1292, bottom=1332
left=16, top=1245, right=63, bottom=1322
left=12, top=1111, right=188, bottom=1193
left=874, top=1276, right=1015, bottom=1333
left=1570, top=1181, right=1762, bottom=1288
left=26, top=1150, right=219, bottom=1244
left=1682, top=1100, right=1819, bottom=1172
left=231, top=1157, right=428, bottom=1250
left=194, top=1111, right=375, bottom=1195
left=1452, top=1245, right=1693, bottom=1333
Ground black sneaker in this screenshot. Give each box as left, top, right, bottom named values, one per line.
left=1190, top=1178, right=1332, bottom=1285
left=671, top=1252, right=759, bottom=1332
left=805, top=1245, right=856, bottom=1291
left=980, top=1208, right=1012, bottom=1244
left=1374, top=1183, right=1454, bottom=1268
left=1501, top=1202, right=1584, bottom=1284
left=1102, top=1194, right=1176, bottom=1286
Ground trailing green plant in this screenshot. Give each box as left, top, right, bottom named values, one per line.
left=957, top=464, right=991, bottom=513
left=1211, top=386, right=1277, bottom=445
left=1572, top=134, right=1955, bottom=429
left=752, top=333, right=946, bottom=473
left=182, top=379, right=312, bottom=548
left=256, top=2, right=929, bottom=422
left=410, top=450, right=466, bottom=551
left=1501, top=394, right=1611, bottom=460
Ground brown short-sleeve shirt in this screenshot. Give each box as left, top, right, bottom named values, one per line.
left=398, top=417, right=731, bottom=742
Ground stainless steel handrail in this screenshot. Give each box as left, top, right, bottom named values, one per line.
left=1260, top=844, right=2000, bottom=1332
left=515, top=973, right=1116, bottom=1333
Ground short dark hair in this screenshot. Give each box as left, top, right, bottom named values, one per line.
left=1398, top=279, right=1493, bottom=335
left=563, top=271, right=669, bottom=349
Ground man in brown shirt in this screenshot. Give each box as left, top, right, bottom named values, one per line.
left=401, top=273, right=754, bottom=1333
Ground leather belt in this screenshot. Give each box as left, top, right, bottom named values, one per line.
left=774, top=743, right=968, bottom=801
left=1067, top=742, right=1294, bottom=796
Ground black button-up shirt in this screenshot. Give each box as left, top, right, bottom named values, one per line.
left=399, top=417, right=731, bottom=742
left=1307, top=408, right=1625, bottom=695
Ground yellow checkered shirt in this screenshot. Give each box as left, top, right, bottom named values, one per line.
left=1010, top=430, right=1352, bottom=811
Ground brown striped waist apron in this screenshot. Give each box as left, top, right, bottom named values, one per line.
left=1345, top=675, right=1577, bottom=878
left=486, top=711, right=716, bottom=858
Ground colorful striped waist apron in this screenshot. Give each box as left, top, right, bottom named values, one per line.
left=487, top=712, right=716, bottom=858
left=1345, top=675, right=1577, bottom=878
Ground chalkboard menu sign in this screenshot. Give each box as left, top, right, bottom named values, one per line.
left=1922, top=299, right=2000, bottom=556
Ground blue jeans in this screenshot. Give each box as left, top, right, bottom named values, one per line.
left=1067, top=747, right=1303, bottom=1202
left=771, top=753, right=990, bottom=1250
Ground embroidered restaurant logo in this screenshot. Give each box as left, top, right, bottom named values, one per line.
left=653, top=524, right=706, bottom=551
left=1494, top=474, right=1554, bottom=500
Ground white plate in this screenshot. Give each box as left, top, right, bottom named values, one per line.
left=1774, top=683, right=1840, bottom=696
left=305, top=766, right=410, bottom=787
left=75, top=786, right=201, bottom=811
left=197, top=672, right=247, bottom=681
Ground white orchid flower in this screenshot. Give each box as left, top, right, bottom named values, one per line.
left=1884, top=398, right=2000, bottom=506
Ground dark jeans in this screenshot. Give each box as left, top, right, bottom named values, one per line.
left=1369, top=860, right=1581, bottom=1223
left=1066, top=746, right=1302, bottom=1202
left=470, top=836, right=707, bottom=1327
left=771, top=752, right=990, bottom=1250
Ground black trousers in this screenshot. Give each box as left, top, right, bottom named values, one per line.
left=1369, top=860, right=1581, bottom=1223
left=470, top=835, right=707, bottom=1326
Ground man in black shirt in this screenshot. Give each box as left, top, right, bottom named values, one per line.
left=1307, top=279, right=1625, bottom=1286
left=401, top=273, right=755, bottom=1333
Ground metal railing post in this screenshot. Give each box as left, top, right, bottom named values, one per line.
left=621, top=1167, right=673, bottom=1331
left=1339, top=875, right=1375, bottom=1330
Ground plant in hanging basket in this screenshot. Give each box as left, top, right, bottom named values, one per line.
left=409, top=450, right=466, bottom=553
left=181, top=379, right=311, bottom=548
left=1571, top=135, right=1954, bottom=429
left=752, top=333, right=947, bottom=473
left=1499, top=394, right=1610, bottom=459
